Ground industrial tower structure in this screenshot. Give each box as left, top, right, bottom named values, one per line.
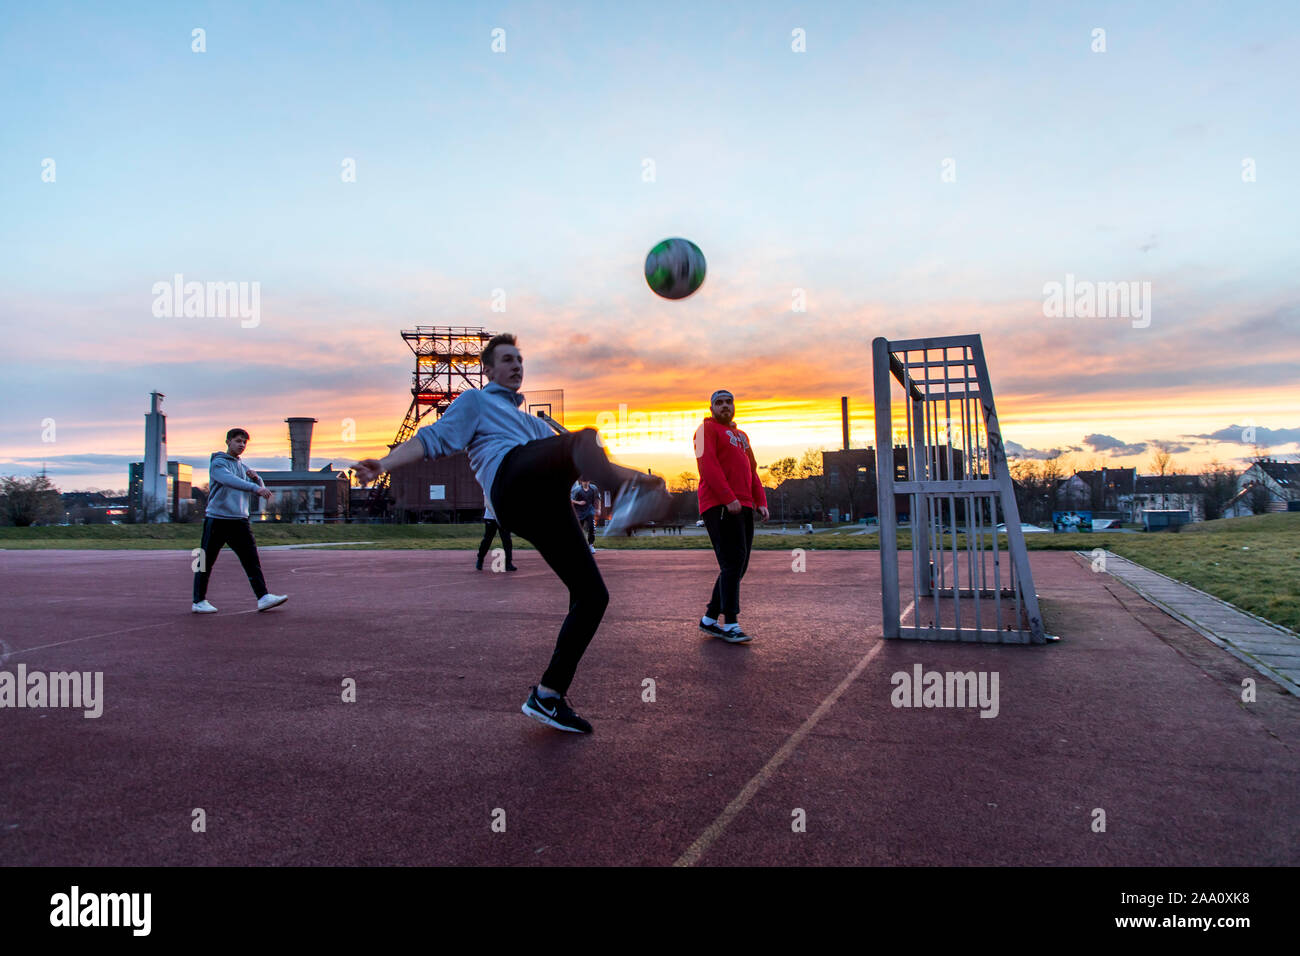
left=367, top=327, right=494, bottom=514
left=141, top=391, right=169, bottom=522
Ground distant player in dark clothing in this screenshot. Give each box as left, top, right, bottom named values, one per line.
left=476, top=492, right=517, bottom=571
left=571, top=479, right=600, bottom=552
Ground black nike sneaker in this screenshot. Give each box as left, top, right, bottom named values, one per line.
left=522, top=686, right=593, bottom=734
left=720, top=625, right=752, bottom=644
left=701, top=619, right=752, bottom=643
left=699, top=619, right=730, bottom=638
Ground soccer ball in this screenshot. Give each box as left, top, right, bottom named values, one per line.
left=644, top=238, right=706, bottom=300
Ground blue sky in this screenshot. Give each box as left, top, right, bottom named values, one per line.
left=1, top=0, right=1297, bottom=488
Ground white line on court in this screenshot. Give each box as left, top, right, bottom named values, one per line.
left=673, top=600, right=915, bottom=867
left=6, top=609, right=264, bottom=658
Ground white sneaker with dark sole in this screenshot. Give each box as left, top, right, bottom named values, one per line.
left=192, top=600, right=219, bottom=614
left=257, top=593, right=288, bottom=612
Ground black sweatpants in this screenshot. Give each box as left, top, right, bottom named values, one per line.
left=477, top=519, right=513, bottom=566
left=193, top=516, right=268, bottom=602
left=578, top=513, right=596, bottom=545
left=702, top=504, right=754, bottom=621
left=491, top=428, right=631, bottom=695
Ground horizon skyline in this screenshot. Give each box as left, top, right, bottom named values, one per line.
left=12, top=373, right=1295, bottom=494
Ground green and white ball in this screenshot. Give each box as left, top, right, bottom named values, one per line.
left=644, top=237, right=706, bottom=300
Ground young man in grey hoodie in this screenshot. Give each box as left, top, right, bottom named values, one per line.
left=353, top=333, right=668, bottom=734
left=192, top=428, right=289, bottom=613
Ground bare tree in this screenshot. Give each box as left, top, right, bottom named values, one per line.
left=1199, top=462, right=1238, bottom=521
left=760, top=458, right=799, bottom=522
left=763, top=457, right=799, bottom=489
left=1149, top=445, right=1179, bottom=509
left=798, top=448, right=832, bottom=520
left=1009, top=458, right=1037, bottom=522
left=0, top=474, right=63, bottom=526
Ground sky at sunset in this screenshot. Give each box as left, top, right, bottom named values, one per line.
left=2, top=1, right=1298, bottom=493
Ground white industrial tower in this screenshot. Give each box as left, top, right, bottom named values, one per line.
left=142, top=391, right=170, bottom=522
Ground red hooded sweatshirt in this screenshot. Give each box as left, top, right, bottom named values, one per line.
left=694, top=417, right=768, bottom=514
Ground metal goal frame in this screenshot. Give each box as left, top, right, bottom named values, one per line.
left=873, top=334, right=1049, bottom=644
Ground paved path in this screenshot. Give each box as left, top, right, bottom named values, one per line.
left=1099, top=551, right=1300, bottom=697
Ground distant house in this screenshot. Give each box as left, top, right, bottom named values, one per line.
left=822, top=448, right=876, bottom=522
left=1058, top=468, right=1137, bottom=513
left=1133, top=474, right=1206, bottom=522
left=251, top=464, right=351, bottom=524
left=1235, top=458, right=1300, bottom=513
left=1220, top=486, right=1257, bottom=519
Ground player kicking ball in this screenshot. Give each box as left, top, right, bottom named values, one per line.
left=352, top=334, right=669, bottom=733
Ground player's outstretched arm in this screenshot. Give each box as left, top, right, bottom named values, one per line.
left=353, top=437, right=424, bottom=484
left=354, top=390, right=481, bottom=484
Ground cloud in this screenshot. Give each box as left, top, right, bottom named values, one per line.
left=1083, top=434, right=1148, bottom=456
left=0, top=453, right=148, bottom=476
left=0, top=452, right=212, bottom=478
left=1188, top=425, right=1300, bottom=446
left=1004, top=440, right=1065, bottom=460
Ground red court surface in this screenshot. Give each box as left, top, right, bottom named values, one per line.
left=1, top=548, right=1297, bottom=866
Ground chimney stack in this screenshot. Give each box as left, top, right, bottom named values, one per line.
left=841, top=397, right=850, bottom=451
left=286, top=418, right=317, bottom=472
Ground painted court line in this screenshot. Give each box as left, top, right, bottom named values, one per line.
left=7, top=621, right=176, bottom=658
left=6, top=608, right=268, bottom=659
left=673, top=600, right=914, bottom=867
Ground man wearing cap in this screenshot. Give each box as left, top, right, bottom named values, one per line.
left=693, top=389, right=768, bottom=643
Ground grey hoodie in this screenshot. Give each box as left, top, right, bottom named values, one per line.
left=206, top=452, right=265, bottom=519
left=416, top=383, right=554, bottom=513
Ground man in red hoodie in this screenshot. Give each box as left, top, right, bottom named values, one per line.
left=694, top=389, right=769, bottom=643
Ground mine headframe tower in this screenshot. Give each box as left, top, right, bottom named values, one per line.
left=366, top=326, right=494, bottom=514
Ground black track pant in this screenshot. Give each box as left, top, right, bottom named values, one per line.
left=193, top=517, right=268, bottom=602
left=477, top=519, right=513, bottom=566
left=578, top=513, right=596, bottom=545
left=702, top=504, right=754, bottom=621
left=491, top=428, right=632, bottom=695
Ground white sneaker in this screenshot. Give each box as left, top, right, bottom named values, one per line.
left=589, top=544, right=597, bottom=554
left=192, top=600, right=218, bottom=614
left=257, top=593, right=288, bottom=612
